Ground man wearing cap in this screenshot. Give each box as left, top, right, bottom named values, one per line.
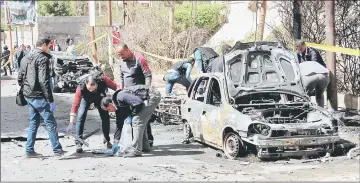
left=296, top=40, right=326, bottom=67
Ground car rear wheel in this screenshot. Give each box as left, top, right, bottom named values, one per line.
left=184, top=121, right=193, bottom=139
left=223, top=132, right=245, bottom=159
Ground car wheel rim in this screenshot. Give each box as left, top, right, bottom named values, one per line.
left=226, top=134, right=239, bottom=157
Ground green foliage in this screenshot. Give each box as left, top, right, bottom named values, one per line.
left=37, top=1, right=74, bottom=16
left=241, top=31, right=256, bottom=42
left=174, top=2, right=227, bottom=33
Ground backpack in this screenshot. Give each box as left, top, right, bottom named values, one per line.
left=124, top=85, right=150, bottom=101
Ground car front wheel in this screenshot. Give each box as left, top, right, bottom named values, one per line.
left=223, top=132, right=245, bottom=159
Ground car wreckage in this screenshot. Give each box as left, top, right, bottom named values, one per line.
left=181, top=41, right=342, bottom=160
left=51, top=52, right=94, bottom=93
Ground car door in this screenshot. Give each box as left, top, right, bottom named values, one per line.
left=200, top=77, right=225, bottom=146
left=182, top=76, right=210, bottom=142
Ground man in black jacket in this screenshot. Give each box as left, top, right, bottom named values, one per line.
left=18, top=38, right=64, bottom=157
left=101, top=85, right=161, bottom=157
left=296, top=40, right=326, bottom=67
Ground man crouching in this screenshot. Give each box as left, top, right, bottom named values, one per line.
left=101, top=85, right=161, bottom=157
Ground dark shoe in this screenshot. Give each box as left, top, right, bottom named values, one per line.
left=142, top=148, right=151, bottom=153
left=76, top=144, right=83, bottom=153
left=25, top=152, right=42, bottom=158
left=149, top=140, right=153, bottom=147
left=104, top=141, right=112, bottom=149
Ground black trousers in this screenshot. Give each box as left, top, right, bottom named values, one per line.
left=114, top=107, right=154, bottom=143
left=2, top=60, right=12, bottom=75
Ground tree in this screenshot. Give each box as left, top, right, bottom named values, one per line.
left=37, top=1, right=74, bottom=16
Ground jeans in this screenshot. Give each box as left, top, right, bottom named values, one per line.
left=131, top=87, right=161, bottom=153
left=75, top=98, right=111, bottom=144
left=24, top=97, right=63, bottom=154
left=165, top=72, right=191, bottom=94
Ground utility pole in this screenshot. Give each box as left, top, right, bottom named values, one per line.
left=89, top=1, right=98, bottom=64
left=107, top=1, right=113, bottom=67
left=292, top=0, right=301, bottom=49
left=168, top=2, right=175, bottom=40
left=5, top=7, right=13, bottom=68
left=123, top=0, right=128, bottom=26
left=325, top=0, right=337, bottom=110
left=98, top=1, right=102, bottom=16
left=257, top=0, right=267, bottom=41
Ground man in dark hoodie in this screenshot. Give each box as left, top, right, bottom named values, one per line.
left=1, top=45, right=12, bottom=76
left=101, top=85, right=161, bottom=157
left=18, top=38, right=64, bottom=157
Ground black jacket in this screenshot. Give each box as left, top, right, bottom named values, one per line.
left=18, top=48, right=54, bottom=103
left=298, top=47, right=326, bottom=67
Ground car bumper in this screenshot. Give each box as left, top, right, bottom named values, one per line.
left=254, top=135, right=340, bottom=148
left=253, top=135, right=340, bottom=158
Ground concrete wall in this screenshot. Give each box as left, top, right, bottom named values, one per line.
left=36, top=16, right=88, bottom=46
left=2, top=16, right=88, bottom=49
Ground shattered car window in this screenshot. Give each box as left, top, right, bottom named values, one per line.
left=279, top=58, right=296, bottom=81
left=229, top=55, right=242, bottom=83
left=192, top=77, right=210, bottom=102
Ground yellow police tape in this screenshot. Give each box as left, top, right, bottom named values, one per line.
left=306, top=42, right=360, bottom=57
left=65, top=33, right=108, bottom=55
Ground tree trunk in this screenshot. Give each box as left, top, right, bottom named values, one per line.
left=169, top=5, right=175, bottom=40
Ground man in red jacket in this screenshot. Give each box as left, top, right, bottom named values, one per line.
left=66, top=73, right=120, bottom=153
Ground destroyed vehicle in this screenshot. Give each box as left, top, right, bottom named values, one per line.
left=51, top=52, right=94, bottom=93
left=181, top=42, right=341, bottom=160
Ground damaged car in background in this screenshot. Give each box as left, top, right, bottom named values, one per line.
left=51, top=52, right=94, bottom=93
left=181, top=42, right=341, bottom=160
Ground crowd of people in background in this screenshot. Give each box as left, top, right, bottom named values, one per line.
left=0, top=34, right=77, bottom=76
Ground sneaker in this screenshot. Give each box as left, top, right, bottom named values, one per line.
left=104, top=141, right=112, bottom=149
left=123, top=150, right=142, bottom=158
left=76, top=144, right=83, bottom=153
left=25, top=152, right=42, bottom=158
left=53, top=150, right=65, bottom=157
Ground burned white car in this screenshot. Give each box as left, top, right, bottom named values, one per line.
left=51, top=52, right=94, bottom=93
left=182, top=42, right=340, bottom=160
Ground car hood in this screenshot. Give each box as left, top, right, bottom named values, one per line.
left=223, top=42, right=307, bottom=98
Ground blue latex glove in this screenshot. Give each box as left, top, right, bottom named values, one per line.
left=126, top=116, right=133, bottom=124
left=65, top=123, right=74, bottom=133
left=49, top=102, right=56, bottom=112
